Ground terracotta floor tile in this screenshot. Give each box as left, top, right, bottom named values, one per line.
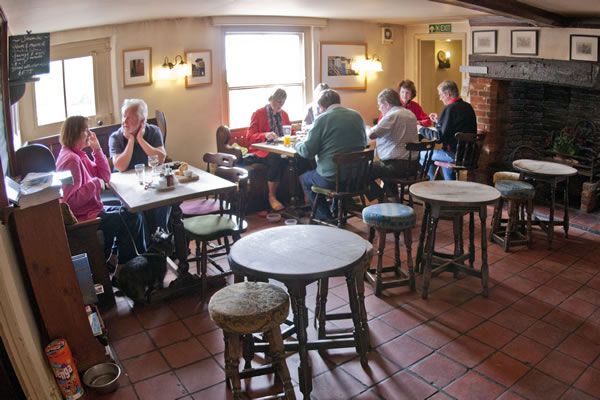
left=379, top=306, right=428, bottom=332
left=445, top=370, right=505, bottom=400
left=571, top=259, right=600, bottom=276
left=492, top=258, right=530, bottom=275
left=543, top=308, right=585, bottom=333
left=428, top=284, right=476, bottom=306
left=475, top=352, right=530, bottom=387
left=121, top=350, right=170, bottom=382
left=558, top=334, right=600, bottom=364
left=511, top=296, right=554, bottom=319
left=133, top=372, right=188, bottom=400
left=405, top=298, right=454, bottom=319
left=573, top=286, right=600, bottom=306
left=410, top=353, right=467, bottom=388
left=546, top=251, right=579, bottom=267
left=310, top=368, right=365, bottom=400
left=559, top=267, right=593, bottom=285
left=113, top=331, right=155, bottom=360
left=167, top=293, right=207, bottom=319
left=182, top=311, right=219, bottom=335
left=574, top=367, right=600, bottom=398
left=545, top=276, right=582, bottom=295
left=374, top=370, right=437, bottom=400
left=376, top=335, right=432, bottom=368
left=190, top=381, right=233, bottom=400
left=467, top=321, right=518, bottom=349
left=497, top=391, right=526, bottom=399
left=502, top=336, right=551, bottom=366
left=459, top=296, right=506, bottom=319
left=366, top=317, right=401, bottom=347
left=558, top=296, right=598, bottom=319
left=147, top=320, right=192, bottom=348
left=559, top=388, right=597, bottom=400
left=175, top=358, right=225, bottom=393
left=533, top=258, right=569, bottom=275
left=522, top=320, right=569, bottom=348
left=160, top=337, right=210, bottom=369
left=576, top=321, right=600, bottom=345
left=134, top=304, right=179, bottom=329
left=487, top=284, right=525, bottom=306
left=87, top=384, right=137, bottom=400
left=406, top=320, right=460, bottom=349
left=518, top=266, right=556, bottom=284
left=439, top=335, right=495, bottom=368
left=511, top=369, right=568, bottom=400
left=503, top=275, right=541, bottom=294
left=588, top=276, right=600, bottom=290
left=529, top=285, right=570, bottom=306
left=340, top=350, right=401, bottom=386
left=536, top=351, right=587, bottom=385
left=197, top=328, right=225, bottom=355
left=436, top=307, right=486, bottom=333
left=491, top=307, right=537, bottom=333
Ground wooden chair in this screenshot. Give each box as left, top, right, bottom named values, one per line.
left=14, top=144, right=57, bottom=178
left=155, top=109, right=167, bottom=145
left=384, top=141, right=435, bottom=205
left=184, top=166, right=249, bottom=298
left=434, top=133, right=486, bottom=180
left=310, top=149, right=374, bottom=227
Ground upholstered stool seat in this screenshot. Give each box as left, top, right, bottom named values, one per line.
left=180, top=198, right=221, bottom=217
left=491, top=180, right=535, bottom=252
left=362, top=203, right=416, bottom=295
left=493, top=171, right=520, bottom=183
left=209, top=282, right=295, bottom=399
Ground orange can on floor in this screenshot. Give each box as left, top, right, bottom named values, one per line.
left=45, top=339, right=84, bottom=400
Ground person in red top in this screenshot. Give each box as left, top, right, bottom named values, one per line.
left=376, top=80, right=431, bottom=127
left=246, top=88, right=292, bottom=211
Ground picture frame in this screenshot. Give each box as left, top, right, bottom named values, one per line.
left=472, top=30, right=497, bottom=55
left=511, top=30, right=538, bottom=56
left=320, top=42, right=366, bottom=90
left=123, top=47, right=152, bottom=88
left=570, top=35, right=599, bottom=62
left=185, top=49, right=212, bottom=87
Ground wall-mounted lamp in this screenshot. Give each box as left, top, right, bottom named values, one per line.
left=159, top=55, right=191, bottom=79
left=354, top=55, right=383, bottom=73
left=437, top=50, right=451, bottom=69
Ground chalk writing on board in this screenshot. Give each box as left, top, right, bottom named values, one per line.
left=9, top=33, right=50, bottom=81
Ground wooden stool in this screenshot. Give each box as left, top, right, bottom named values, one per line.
left=490, top=180, right=535, bottom=252
left=208, top=282, right=295, bottom=400
left=362, top=203, right=416, bottom=295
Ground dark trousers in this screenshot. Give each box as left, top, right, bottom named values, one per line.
left=301, top=170, right=335, bottom=219
left=367, top=159, right=419, bottom=200
left=256, top=152, right=287, bottom=182
left=98, top=206, right=145, bottom=264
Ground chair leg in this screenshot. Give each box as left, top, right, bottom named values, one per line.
left=374, top=229, right=386, bottom=296
left=404, top=227, right=415, bottom=290
left=504, top=200, right=517, bottom=252
left=195, top=241, right=201, bottom=276
left=201, top=241, right=208, bottom=299
left=224, top=333, right=242, bottom=399
left=264, top=328, right=295, bottom=400
left=526, top=199, right=533, bottom=248
left=337, top=198, right=345, bottom=228
left=310, top=193, right=320, bottom=223
left=490, top=197, right=504, bottom=242
left=393, top=231, right=401, bottom=276
left=315, top=278, right=329, bottom=339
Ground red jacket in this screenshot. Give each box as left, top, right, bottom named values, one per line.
left=377, top=100, right=432, bottom=127
left=247, top=106, right=293, bottom=158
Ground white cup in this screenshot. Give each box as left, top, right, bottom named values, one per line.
left=282, top=125, right=292, bottom=136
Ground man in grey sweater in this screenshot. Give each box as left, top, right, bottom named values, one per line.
left=295, top=89, right=367, bottom=220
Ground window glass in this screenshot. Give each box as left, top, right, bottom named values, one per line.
left=64, top=56, right=96, bottom=117
left=34, top=60, right=66, bottom=126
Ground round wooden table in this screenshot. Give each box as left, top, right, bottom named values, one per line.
left=228, top=225, right=370, bottom=399
left=410, top=181, right=500, bottom=298
left=513, top=159, right=578, bottom=249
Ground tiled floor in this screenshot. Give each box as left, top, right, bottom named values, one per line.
left=92, top=205, right=600, bottom=400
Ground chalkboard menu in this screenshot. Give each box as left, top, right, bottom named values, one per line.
left=9, top=33, right=49, bottom=81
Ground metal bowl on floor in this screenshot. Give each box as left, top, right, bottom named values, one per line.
left=82, top=362, right=121, bottom=394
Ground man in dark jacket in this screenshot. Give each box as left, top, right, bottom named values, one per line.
left=418, top=80, right=477, bottom=180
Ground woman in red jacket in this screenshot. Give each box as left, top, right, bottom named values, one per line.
left=246, top=88, right=292, bottom=211
left=398, top=80, right=432, bottom=127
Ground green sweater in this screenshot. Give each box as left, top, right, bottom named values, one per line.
left=295, top=106, right=367, bottom=179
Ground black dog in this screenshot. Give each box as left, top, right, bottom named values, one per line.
left=117, top=228, right=173, bottom=304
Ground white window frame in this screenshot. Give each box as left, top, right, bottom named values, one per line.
left=19, top=38, right=114, bottom=138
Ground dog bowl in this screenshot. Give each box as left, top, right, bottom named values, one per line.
left=284, top=218, right=297, bottom=225
left=82, top=362, right=121, bottom=394
left=266, top=213, right=281, bottom=223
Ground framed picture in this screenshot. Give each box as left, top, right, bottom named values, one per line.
left=185, top=50, right=212, bottom=87
left=570, top=35, right=599, bottom=62
left=472, top=30, right=497, bottom=54
left=320, top=42, right=366, bottom=90
left=511, top=30, right=538, bottom=55
left=123, top=47, right=152, bottom=87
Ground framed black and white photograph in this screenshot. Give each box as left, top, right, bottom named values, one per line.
left=472, top=30, right=497, bottom=54
left=511, top=30, right=538, bottom=55
left=185, top=50, right=212, bottom=87
left=320, top=42, right=366, bottom=90
left=570, top=35, right=599, bottom=62
left=123, top=47, right=152, bottom=87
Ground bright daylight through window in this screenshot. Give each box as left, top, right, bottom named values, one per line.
left=226, top=33, right=304, bottom=128
left=34, top=56, right=96, bottom=126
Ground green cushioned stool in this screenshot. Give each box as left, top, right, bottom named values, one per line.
left=209, top=282, right=295, bottom=400
left=490, top=180, right=535, bottom=252
left=362, top=203, right=416, bottom=295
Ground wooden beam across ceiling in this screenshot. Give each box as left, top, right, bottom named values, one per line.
left=429, top=0, right=600, bottom=28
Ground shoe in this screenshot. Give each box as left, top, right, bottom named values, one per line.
left=269, top=199, right=285, bottom=211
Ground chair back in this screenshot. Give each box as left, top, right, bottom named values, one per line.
left=15, top=144, right=56, bottom=178
left=509, top=145, right=540, bottom=162
left=216, top=125, right=243, bottom=162
left=203, top=152, right=237, bottom=173
left=214, top=166, right=249, bottom=226
left=453, top=133, right=486, bottom=171
left=155, top=110, right=167, bottom=145
left=332, top=149, right=374, bottom=196
left=407, top=141, right=435, bottom=182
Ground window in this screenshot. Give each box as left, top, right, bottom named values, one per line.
left=225, top=32, right=305, bottom=128
left=20, top=38, right=113, bottom=138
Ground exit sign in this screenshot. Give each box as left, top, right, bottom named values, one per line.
left=429, top=24, right=452, bottom=33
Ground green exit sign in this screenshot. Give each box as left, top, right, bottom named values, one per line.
left=429, top=24, right=452, bottom=33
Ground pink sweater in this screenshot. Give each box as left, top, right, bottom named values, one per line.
left=55, top=146, right=111, bottom=222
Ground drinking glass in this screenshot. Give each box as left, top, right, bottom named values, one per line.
left=134, top=164, right=145, bottom=185
left=148, top=155, right=159, bottom=177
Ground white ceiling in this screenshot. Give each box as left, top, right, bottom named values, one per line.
left=2, top=0, right=598, bottom=34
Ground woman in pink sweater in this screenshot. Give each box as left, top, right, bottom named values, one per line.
left=56, top=116, right=144, bottom=265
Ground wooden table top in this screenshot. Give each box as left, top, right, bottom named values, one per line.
left=410, top=180, right=500, bottom=207
left=513, top=159, right=578, bottom=177
left=251, top=141, right=299, bottom=157
left=228, top=225, right=369, bottom=281
left=108, top=165, right=236, bottom=213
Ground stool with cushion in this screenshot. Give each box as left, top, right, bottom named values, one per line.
left=209, top=282, right=295, bottom=400
left=490, top=180, right=535, bottom=252
left=362, top=203, right=416, bottom=295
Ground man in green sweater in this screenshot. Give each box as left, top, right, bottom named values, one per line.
left=295, top=89, right=367, bottom=220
